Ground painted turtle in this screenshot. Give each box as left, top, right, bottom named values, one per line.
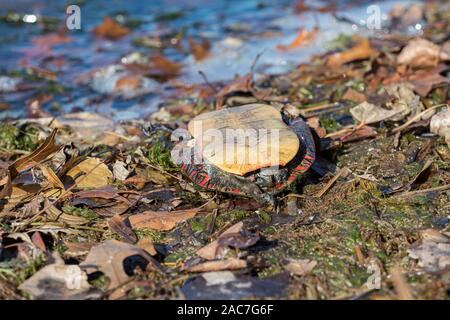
left=176, top=103, right=316, bottom=205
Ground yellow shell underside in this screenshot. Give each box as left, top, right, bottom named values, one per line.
left=188, top=104, right=300, bottom=175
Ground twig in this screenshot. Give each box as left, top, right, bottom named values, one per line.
left=314, top=167, right=350, bottom=198
left=395, top=184, right=450, bottom=198
left=250, top=49, right=266, bottom=74
left=391, top=104, right=446, bottom=134
left=198, top=71, right=218, bottom=94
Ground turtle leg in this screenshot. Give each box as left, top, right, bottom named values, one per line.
left=181, top=163, right=276, bottom=205
left=275, top=118, right=316, bottom=190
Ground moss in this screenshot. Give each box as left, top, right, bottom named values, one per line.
left=164, top=247, right=196, bottom=264
left=62, top=206, right=98, bottom=221
left=0, top=124, right=39, bottom=152
left=320, top=118, right=342, bottom=133
left=134, top=229, right=165, bottom=242
left=146, top=141, right=178, bottom=172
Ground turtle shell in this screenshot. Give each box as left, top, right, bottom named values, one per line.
left=187, top=104, right=300, bottom=175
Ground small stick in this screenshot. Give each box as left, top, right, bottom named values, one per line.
left=198, top=70, right=218, bottom=94
left=395, top=184, right=450, bottom=198
left=391, top=104, right=446, bottom=134
left=314, top=167, right=350, bottom=198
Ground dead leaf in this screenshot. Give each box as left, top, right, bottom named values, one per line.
left=188, top=37, right=211, bottom=61
left=350, top=101, right=407, bottom=124
left=40, top=164, right=65, bottom=189
left=146, top=55, right=182, bottom=80
left=430, top=108, right=450, bottom=148
left=128, top=208, right=200, bottom=231
left=108, top=215, right=137, bottom=244
left=112, top=161, right=130, bottom=181
left=0, top=129, right=60, bottom=199
left=19, top=257, right=100, bottom=300
left=276, top=27, right=318, bottom=51
left=339, top=125, right=377, bottom=143
left=215, top=74, right=253, bottom=109
left=342, top=88, right=366, bottom=103
left=284, top=259, right=317, bottom=276
left=397, top=38, right=441, bottom=69
left=327, top=37, right=376, bottom=68
left=137, top=238, right=157, bottom=256
left=408, top=65, right=450, bottom=96
left=92, top=17, right=130, bottom=40
left=65, top=157, right=112, bottom=189
left=197, top=222, right=243, bottom=260
left=80, top=240, right=163, bottom=292
left=408, top=229, right=450, bottom=273
left=186, top=258, right=247, bottom=273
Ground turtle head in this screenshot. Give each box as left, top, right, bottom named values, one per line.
left=281, top=104, right=300, bottom=121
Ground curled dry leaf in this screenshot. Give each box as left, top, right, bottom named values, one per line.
left=215, top=73, right=253, bottom=110
left=408, top=229, right=450, bottom=273
left=327, top=37, right=376, bottom=68
left=19, top=256, right=100, bottom=300
left=197, top=222, right=243, bottom=260
left=80, top=240, right=163, bottom=292
left=408, top=65, right=450, bottom=96
left=430, top=108, right=450, bottom=148
left=112, top=161, right=130, bottom=181
left=397, top=38, right=441, bottom=69
left=276, top=27, right=318, bottom=51
left=350, top=101, right=408, bottom=124
left=186, top=258, right=247, bottom=273
left=284, top=259, right=317, bottom=276
left=92, top=17, right=131, bottom=40
left=128, top=208, right=200, bottom=231
left=65, top=157, right=112, bottom=189
left=0, top=129, right=60, bottom=199
left=108, top=215, right=137, bottom=244
left=188, top=37, right=211, bottom=61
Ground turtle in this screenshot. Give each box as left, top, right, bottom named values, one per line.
left=176, top=103, right=316, bottom=205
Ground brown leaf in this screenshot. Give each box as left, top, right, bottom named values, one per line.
left=327, top=37, right=376, bottom=68
left=73, top=186, right=131, bottom=204
left=342, top=88, right=366, bottom=103
left=276, top=28, right=318, bottom=51
left=285, top=259, right=317, bottom=276
left=186, top=258, right=247, bottom=273
left=40, top=164, right=65, bottom=189
left=408, top=65, right=450, bottom=96
left=0, top=129, right=60, bottom=199
left=197, top=222, right=243, bottom=260
left=397, top=38, right=441, bottom=69
left=108, top=215, right=137, bottom=244
left=80, top=240, right=163, bottom=292
left=215, top=74, right=253, bottom=109
left=188, top=37, right=211, bottom=61
left=137, top=238, right=157, bottom=256
left=92, top=17, right=130, bottom=40
left=128, top=208, right=200, bottom=231
left=64, top=157, right=112, bottom=189
left=146, top=55, right=181, bottom=80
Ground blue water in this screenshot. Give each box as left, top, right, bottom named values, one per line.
left=0, top=0, right=423, bottom=120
